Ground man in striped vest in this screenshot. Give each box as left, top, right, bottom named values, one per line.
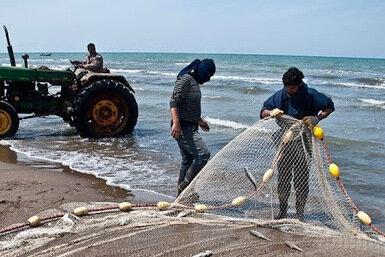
left=170, top=59, right=216, bottom=196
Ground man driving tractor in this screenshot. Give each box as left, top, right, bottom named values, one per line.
left=72, top=43, right=104, bottom=73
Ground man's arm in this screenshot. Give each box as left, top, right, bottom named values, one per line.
left=170, top=76, right=193, bottom=138
left=82, top=56, right=103, bottom=72
left=303, top=89, right=335, bottom=127
left=317, top=107, right=333, bottom=121
left=170, top=107, right=182, bottom=139
left=260, top=92, right=283, bottom=119
left=198, top=117, right=210, bottom=132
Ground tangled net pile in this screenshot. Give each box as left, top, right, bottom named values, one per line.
left=176, top=116, right=385, bottom=240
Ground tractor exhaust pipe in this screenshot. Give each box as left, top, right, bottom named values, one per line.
left=22, top=53, right=29, bottom=68
left=3, top=25, right=16, bottom=67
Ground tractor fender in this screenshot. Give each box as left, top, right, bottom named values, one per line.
left=81, top=73, right=135, bottom=93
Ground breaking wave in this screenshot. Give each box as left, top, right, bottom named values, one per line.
left=204, top=116, right=250, bottom=130
left=110, top=69, right=143, bottom=74
left=241, top=86, right=270, bottom=95
left=359, top=98, right=385, bottom=109
left=354, top=77, right=385, bottom=86
left=214, top=75, right=280, bottom=84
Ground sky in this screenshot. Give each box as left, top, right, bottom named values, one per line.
left=0, top=0, right=385, bottom=58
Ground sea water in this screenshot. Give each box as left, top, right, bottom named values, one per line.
left=1, top=52, right=384, bottom=226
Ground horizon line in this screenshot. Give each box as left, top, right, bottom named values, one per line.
left=1, top=50, right=385, bottom=61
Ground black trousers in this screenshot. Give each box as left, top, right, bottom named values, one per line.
left=276, top=133, right=311, bottom=218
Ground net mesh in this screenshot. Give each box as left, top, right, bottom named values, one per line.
left=1, top=116, right=385, bottom=256
left=175, top=115, right=379, bottom=239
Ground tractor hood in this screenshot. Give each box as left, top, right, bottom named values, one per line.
left=0, top=66, right=75, bottom=84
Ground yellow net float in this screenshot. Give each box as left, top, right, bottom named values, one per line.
left=357, top=211, right=372, bottom=225
left=194, top=204, right=208, bottom=213
left=232, top=196, right=247, bottom=206
left=73, top=206, right=89, bottom=217
left=27, top=215, right=41, bottom=227
left=262, top=168, right=274, bottom=183
left=313, top=125, right=324, bottom=139
left=118, top=202, right=133, bottom=211
left=329, top=163, right=340, bottom=178
left=157, top=201, right=170, bottom=211
left=282, top=130, right=294, bottom=144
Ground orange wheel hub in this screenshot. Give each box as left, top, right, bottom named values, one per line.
left=91, top=100, right=119, bottom=126
left=0, top=110, right=12, bottom=135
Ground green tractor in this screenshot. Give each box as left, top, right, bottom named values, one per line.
left=0, top=26, right=138, bottom=138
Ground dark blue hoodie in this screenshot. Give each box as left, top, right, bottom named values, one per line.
left=260, top=83, right=334, bottom=119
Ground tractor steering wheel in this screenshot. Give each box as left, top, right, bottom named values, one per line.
left=70, top=60, right=79, bottom=71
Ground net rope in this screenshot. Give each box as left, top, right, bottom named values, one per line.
left=175, top=115, right=384, bottom=239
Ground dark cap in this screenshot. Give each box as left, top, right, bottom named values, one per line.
left=282, top=67, right=304, bottom=86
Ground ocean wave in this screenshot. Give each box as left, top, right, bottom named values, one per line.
left=354, top=77, right=385, bottom=86
left=135, top=69, right=281, bottom=85
left=214, top=75, right=280, bottom=84
left=1, top=63, right=24, bottom=67
left=132, top=86, right=144, bottom=91
left=108, top=67, right=281, bottom=85
left=335, top=82, right=385, bottom=90
left=241, top=86, right=270, bottom=95
left=202, top=95, right=223, bottom=99
left=175, top=62, right=190, bottom=66
left=328, top=135, right=383, bottom=149
left=309, top=74, right=340, bottom=80
left=110, top=68, right=143, bottom=74
left=315, top=81, right=385, bottom=90
left=204, top=116, right=250, bottom=129
left=44, top=65, right=70, bottom=70
left=145, top=70, right=177, bottom=77
left=31, top=58, right=55, bottom=62
left=359, top=98, right=385, bottom=109
left=0, top=140, right=175, bottom=196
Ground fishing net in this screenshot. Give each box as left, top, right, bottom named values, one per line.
left=1, top=116, right=385, bottom=256
left=175, top=116, right=385, bottom=240
left=1, top=205, right=384, bottom=257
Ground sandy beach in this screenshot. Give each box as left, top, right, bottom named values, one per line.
left=0, top=145, right=131, bottom=227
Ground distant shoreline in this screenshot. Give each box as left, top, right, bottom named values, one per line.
left=1, top=51, right=385, bottom=60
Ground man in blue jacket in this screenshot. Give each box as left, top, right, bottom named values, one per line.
left=260, top=67, right=334, bottom=221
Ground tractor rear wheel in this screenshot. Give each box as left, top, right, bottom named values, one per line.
left=0, top=101, right=19, bottom=138
left=73, top=80, right=138, bottom=138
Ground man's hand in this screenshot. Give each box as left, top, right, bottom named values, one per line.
left=171, top=122, right=182, bottom=139
left=71, top=60, right=81, bottom=65
left=270, top=108, right=284, bottom=118
left=303, top=116, right=319, bottom=129
left=198, top=119, right=210, bottom=132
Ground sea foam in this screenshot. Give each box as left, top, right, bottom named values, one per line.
left=204, top=116, right=250, bottom=130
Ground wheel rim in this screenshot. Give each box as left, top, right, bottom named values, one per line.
left=0, top=110, right=12, bottom=135
left=91, top=99, right=119, bottom=127
left=87, top=92, right=129, bottom=135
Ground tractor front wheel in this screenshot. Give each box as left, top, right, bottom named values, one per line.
left=0, top=101, right=19, bottom=138
left=73, top=80, right=138, bottom=138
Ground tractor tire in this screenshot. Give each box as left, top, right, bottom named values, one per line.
left=0, top=101, right=19, bottom=138
left=73, top=79, right=138, bottom=138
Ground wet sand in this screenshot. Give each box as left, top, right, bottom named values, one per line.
left=0, top=145, right=131, bottom=227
